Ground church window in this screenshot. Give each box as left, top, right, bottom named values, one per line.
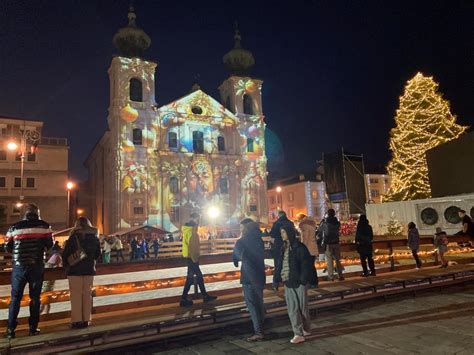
left=191, top=106, right=203, bottom=115
left=192, top=131, right=204, bottom=153
left=217, top=136, right=225, bottom=152
left=133, top=128, right=142, bottom=145
left=129, top=78, right=143, bottom=102
left=219, top=177, right=228, bottom=194
left=246, top=138, right=254, bottom=152
left=170, top=176, right=179, bottom=194
left=168, top=132, right=178, bottom=149
left=243, top=94, right=253, bottom=115
left=0, top=150, right=6, bottom=161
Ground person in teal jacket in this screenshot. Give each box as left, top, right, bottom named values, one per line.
left=180, top=212, right=217, bottom=307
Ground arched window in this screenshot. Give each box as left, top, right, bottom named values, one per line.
left=168, top=132, right=178, bottom=149
left=243, top=94, right=253, bottom=115
left=170, top=176, right=179, bottom=194
left=129, top=78, right=143, bottom=102
left=132, top=128, right=142, bottom=145
left=225, top=96, right=232, bottom=112
left=246, top=138, right=254, bottom=152
left=219, top=177, right=228, bottom=194
left=217, top=136, right=225, bottom=152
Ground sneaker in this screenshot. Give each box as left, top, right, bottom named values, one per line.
left=338, top=276, right=345, bottom=281
left=247, top=334, right=264, bottom=342
left=361, top=273, right=369, bottom=277
left=29, top=328, right=41, bottom=336
left=290, top=335, right=305, bottom=344
left=5, top=329, right=15, bottom=339
left=369, top=271, right=376, bottom=276
left=303, top=330, right=311, bottom=336
left=203, top=295, right=217, bottom=303
left=180, top=298, right=193, bottom=307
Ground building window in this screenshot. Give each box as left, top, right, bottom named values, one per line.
left=0, top=177, right=5, bottom=188
left=311, top=190, right=318, bottom=199
left=246, top=138, right=254, bottom=152
left=0, top=204, right=6, bottom=223
left=191, top=106, right=203, bottom=115
left=288, top=192, right=294, bottom=202
left=170, top=176, right=179, bottom=194
left=289, top=208, right=295, bottom=218
left=14, top=177, right=21, bottom=188
left=270, top=196, right=276, bottom=205
left=133, top=206, right=144, bottom=215
left=370, top=189, right=380, bottom=197
left=277, top=195, right=282, bottom=203
left=192, top=131, right=204, bottom=153
left=12, top=205, right=21, bottom=215
left=249, top=205, right=257, bottom=212
left=132, top=128, right=142, bottom=145
left=219, top=177, right=228, bottom=194
left=129, top=78, right=143, bottom=102
left=369, top=178, right=379, bottom=184
left=243, top=94, right=253, bottom=115
left=27, top=152, right=36, bottom=162
left=0, top=150, right=6, bottom=161
left=217, top=136, right=225, bottom=152
left=170, top=206, right=179, bottom=222
left=168, top=132, right=178, bottom=149
left=0, top=127, right=6, bottom=136
left=15, top=153, right=21, bottom=161
left=26, top=177, right=35, bottom=188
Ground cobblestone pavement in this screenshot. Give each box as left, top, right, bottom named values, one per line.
left=132, top=286, right=474, bottom=355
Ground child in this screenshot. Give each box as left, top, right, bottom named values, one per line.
left=434, top=227, right=449, bottom=268
left=40, top=249, right=62, bottom=314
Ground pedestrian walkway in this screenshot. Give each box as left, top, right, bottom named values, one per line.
left=1, top=264, right=473, bottom=353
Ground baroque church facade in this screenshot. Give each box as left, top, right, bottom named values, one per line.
left=85, top=7, right=268, bottom=234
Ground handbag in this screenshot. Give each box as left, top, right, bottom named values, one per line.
left=67, top=233, right=87, bottom=266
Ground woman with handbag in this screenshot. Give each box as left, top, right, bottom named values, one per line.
left=62, top=217, right=101, bottom=329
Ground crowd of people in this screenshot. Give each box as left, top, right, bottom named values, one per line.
left=3, top=203, right=473, bottom=343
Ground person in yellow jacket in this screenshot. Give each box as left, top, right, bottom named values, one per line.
left=180, top=212, right=218, bottom=307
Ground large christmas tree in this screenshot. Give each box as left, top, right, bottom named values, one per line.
left=384, top=73, right=467, bottom=201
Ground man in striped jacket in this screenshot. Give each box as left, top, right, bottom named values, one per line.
left=4, top=204, right=53, bottom=339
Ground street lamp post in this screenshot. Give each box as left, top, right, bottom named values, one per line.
left=66, top=181, right=75, bottom=227
left=7, top=139, right=26, bottom=201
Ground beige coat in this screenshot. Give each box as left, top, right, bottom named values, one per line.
left=299, top=218, right=318, bottom=256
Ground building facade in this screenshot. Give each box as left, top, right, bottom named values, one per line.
left=0, top=117, right=69, bottom=233
left=85, top=8, right=268, bottom=234
left=366, top=173, right=391, bottom=204
left=267, top=174, right=327, bottom=222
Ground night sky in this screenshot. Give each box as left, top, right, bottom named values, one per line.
left=0, top=0, right=473, bottom=181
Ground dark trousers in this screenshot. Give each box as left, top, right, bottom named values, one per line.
left=359, top=252, right=375, bottom=274
left=182, top=259, right=207, bottom=299
left=242, top=284, right=265, bottom=335
left=153, top=249, right=159, bottom=258
left=116, top=249, right=125, bottom=262
left=8, top=264, right=44, bottom=330
left=411, top=250, right=422, bottom=268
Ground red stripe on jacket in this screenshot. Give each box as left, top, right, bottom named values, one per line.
left=11, top=233, right=53, bottom=240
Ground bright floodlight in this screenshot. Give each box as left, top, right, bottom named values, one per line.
left=7, top=142, right=18, bottom=151
left=15, top=202, right=23, bottom=208
left=77, top=208, right=84, bottom=215
left=66, top=181, right=75, bottom=190
left=208, top=206, right=220, bottom=219
left=276, top=186, right=282, bottom=193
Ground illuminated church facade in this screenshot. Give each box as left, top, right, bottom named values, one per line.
left=85, top=7, right=268, bottom=234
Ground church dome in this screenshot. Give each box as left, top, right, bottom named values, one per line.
left=223, top=26, right=255, bottom=76
left=113, top=6, right=151, bottom=58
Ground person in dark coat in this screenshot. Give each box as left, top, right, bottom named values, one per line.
left=269, top=211, right=295, bottom=290
left=407, top=222, right=422, bottom=269
left=275, top=225, right=317, bottom=344
left=355, top=215, right=376, bottom=277
left=233, top=219, right=266, bottom=342
left=4, top=204, right=53, bottom=339
left=62, top=217, right=101, bottom=329
left=130, top=237, right=138, bottom=261
left=152, top=238, right=160, bottom=258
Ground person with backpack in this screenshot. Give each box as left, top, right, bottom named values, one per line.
left=408, top=222, right=422, bottom=269
left=434, top=227, right=449, bottom=268
left=355, top=215, right=376, bottom=277
left=62, top=217, right=101, bottom=329
left=233, top=219, right=266, bottom=342
left=320, top=209, right=344, bottom=281
left=275, top=224, right=317, bottom=344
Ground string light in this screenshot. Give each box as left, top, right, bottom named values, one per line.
left=384, top=73, right=467, bottom=201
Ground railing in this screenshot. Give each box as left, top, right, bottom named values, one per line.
left=0, top=235, right=472, bottom=327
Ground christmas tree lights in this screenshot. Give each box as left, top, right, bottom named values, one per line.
left=384, top=73, right=467, bottom=201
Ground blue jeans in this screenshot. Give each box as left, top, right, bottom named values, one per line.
left=8, top=264, right=45, bottom=330
left=242, top=284, right=265, bottom=335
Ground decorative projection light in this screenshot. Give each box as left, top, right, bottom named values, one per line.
left=7, top=141, right=18, bottom=151
left=207, top=206, right=220, bottom=219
